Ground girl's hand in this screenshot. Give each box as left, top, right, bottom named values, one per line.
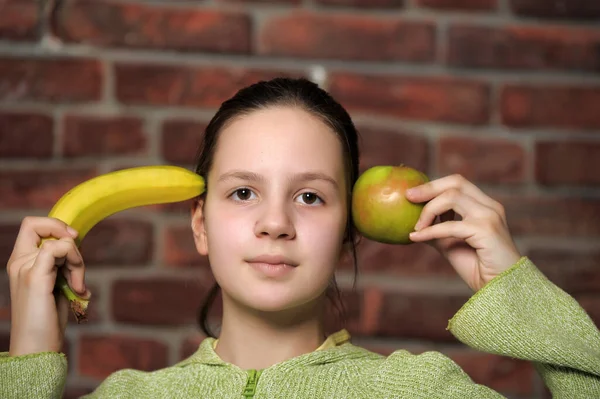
left=406, top=174, right=522, bottom=292
left=7, top=217, right=88, bottom=357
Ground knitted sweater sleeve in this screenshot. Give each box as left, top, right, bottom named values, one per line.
left=374, top=256, right=600, bottom=398
left=0, top=351, right=67, bottom=399
left=449, top=256, right=600, bottom=397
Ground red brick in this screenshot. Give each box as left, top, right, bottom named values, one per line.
left=79, top=335, right=168, bottom=379
left=329, top=73, right=490, bottom=125
left=220, top=0, right=301, bottom=3
left=0, top=0, right=38, bottom=41
left=326, top=289, right=362, bottom=334
left=63, top=115, right=147, bottom=157
left=55, top=2, right=251, bottom=54
left=501, top=196, right=600, bottom=238
left=357, top=126, right=429, bottom=174
left=417, top=0, right=496, bottom=11
left=377, top=292, right=468, bottom=341
left=535, top=141, right=600, bottom=186
left=163, top=225, right=210, bottom=269
left=161, top=119, right=206, bottom=164
left=260, top=14, right=434, bottom=63
left=0, top=168, right=97, bottom=209
left=0, top=331, right=9, bottom=352
left=448, top=25, right=600, bottom=72
left=0, top=112, right=53, bottom=158
left=509, top=0, right=600, bottom=20
left=501, top=85, right=600, bottom=130
left=0, top=57, right=102, bottom=103
left=316, top=0, right=404, bottom=7
left=443, top=350, right=535, bottom=396
left=438, top=136, right=526, bottom=184
left=111, top=277, right=213, bottom=325
left=115, top=63, right=302, bottom=108
left=0, top=275, right=9, bottom=321
left=79, top=219, right=154, bottom=266
left=180, top=334, right=207, bottom=360
left=527, top=249, right=600, bottom=295
left=341, top=239, right=455, bottom=276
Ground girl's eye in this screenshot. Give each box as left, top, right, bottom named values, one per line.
left=231, top=188, right=256, bottom=201
left=296, top=192, right=323, bottom=206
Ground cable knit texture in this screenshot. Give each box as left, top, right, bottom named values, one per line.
left=1, top=257, right=599, bottom=398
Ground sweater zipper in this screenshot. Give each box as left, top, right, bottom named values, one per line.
left=242, top=369, right=262, bottom=398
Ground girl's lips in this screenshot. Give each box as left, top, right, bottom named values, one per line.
left=247, top=254, right=298, bottom=267
left=247, top=262, right=296, bottom=278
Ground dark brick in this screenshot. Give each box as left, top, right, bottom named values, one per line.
left=115, top=63, right=303, bottom=108
left=501, top=85, right=600, bottom=130
left=79, top=334, right=168, bottom=379
left=0, top=57, right=102, bottom=103
left=535, top=141, right=600, bottom=186
left=316, top=0, right=404, bottom=7
left=55, top=2, right=251, bottom=54
left=0, top=112, right=53, bottom=158
left=357, top=126, right=429, bottom=174
left=260, top=14, right=435, bottom=62
left=510, top=0, right=600, bottom=20
left=0, top=168, right=97, bottom=209
left=527, top=249, right=600, bottom=295
left=0, top=0, right=39, bottom=41
left=329, top=72, right=490, bottom=125
left=163, top=225, right=210, bottom=269
left=448, top=25, right=600, bottom=72
left=63, top=115, right=147, bottom=157
left=502, top=196, right=600, bottom=238
left=161, top=119, right=206, bottom=164
left=112, top=277, right=213, bottom=325
left=418, top=0, right=496, bottom=11
left=80, top=219, right=154, bottom=266
left=438, top=136, right=526, bottom=184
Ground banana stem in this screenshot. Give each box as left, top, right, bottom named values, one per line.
left=55, top=273, right=89, bottom=324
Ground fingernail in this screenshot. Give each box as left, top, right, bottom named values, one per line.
left=67, top=226, right=78, bottom=237
left=414, top=221, right=422, bottom=231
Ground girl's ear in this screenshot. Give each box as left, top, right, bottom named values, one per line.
left=191, top=198, right=209, bottom=256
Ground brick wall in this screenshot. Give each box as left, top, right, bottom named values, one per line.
left=1, top=0, right=599, bottom=397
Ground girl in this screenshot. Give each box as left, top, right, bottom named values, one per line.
left=2, top=78, right=600, bottom=398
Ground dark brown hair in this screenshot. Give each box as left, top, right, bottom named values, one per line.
left=193, top=77, right=360, bottom=337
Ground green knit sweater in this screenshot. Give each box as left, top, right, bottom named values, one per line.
left=2, top=257, right=600, bottom=398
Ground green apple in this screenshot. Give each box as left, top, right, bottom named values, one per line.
left=352, top=165, right=429, bottom=245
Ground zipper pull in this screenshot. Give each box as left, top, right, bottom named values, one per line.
left=243, top=369, right=262, bottom=398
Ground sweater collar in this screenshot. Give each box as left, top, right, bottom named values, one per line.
left=176, top=329, right=355, bottom=369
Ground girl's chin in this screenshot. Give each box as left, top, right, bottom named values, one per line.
left=235, top=289, right=320, bottom=313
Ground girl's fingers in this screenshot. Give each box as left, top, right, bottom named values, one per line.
left=414, top=189, right=492, bottom=231
left=407, top=174, right=506, bottom=222
left=12, top=217, right=78, bottom=259
left=30, top=238, right=86, bottom=294
left=410, top=220, right=478, bottom=243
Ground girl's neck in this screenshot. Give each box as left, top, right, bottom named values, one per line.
left=214, top=295, right=326, bottom=370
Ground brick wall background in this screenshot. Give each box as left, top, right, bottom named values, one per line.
left=1, top=0, right=599, bottom=397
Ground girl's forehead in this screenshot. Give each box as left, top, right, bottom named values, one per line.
left=212, top=107, right=346, bottom=175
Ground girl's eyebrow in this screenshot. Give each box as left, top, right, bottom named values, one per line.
left=217, top=170, right=339, bottom=190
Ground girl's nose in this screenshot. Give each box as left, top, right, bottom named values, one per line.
left=254, top=201, right=296, bottom=240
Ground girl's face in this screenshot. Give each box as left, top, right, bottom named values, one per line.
left=192, top=106, right=348, bottom=313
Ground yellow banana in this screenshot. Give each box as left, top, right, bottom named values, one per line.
left=43, top=165, right=205, bottom=323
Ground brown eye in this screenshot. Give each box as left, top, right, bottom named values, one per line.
left=232, top=188, right=255, bottom=201
left=296, top=192, right=323, bottom=205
